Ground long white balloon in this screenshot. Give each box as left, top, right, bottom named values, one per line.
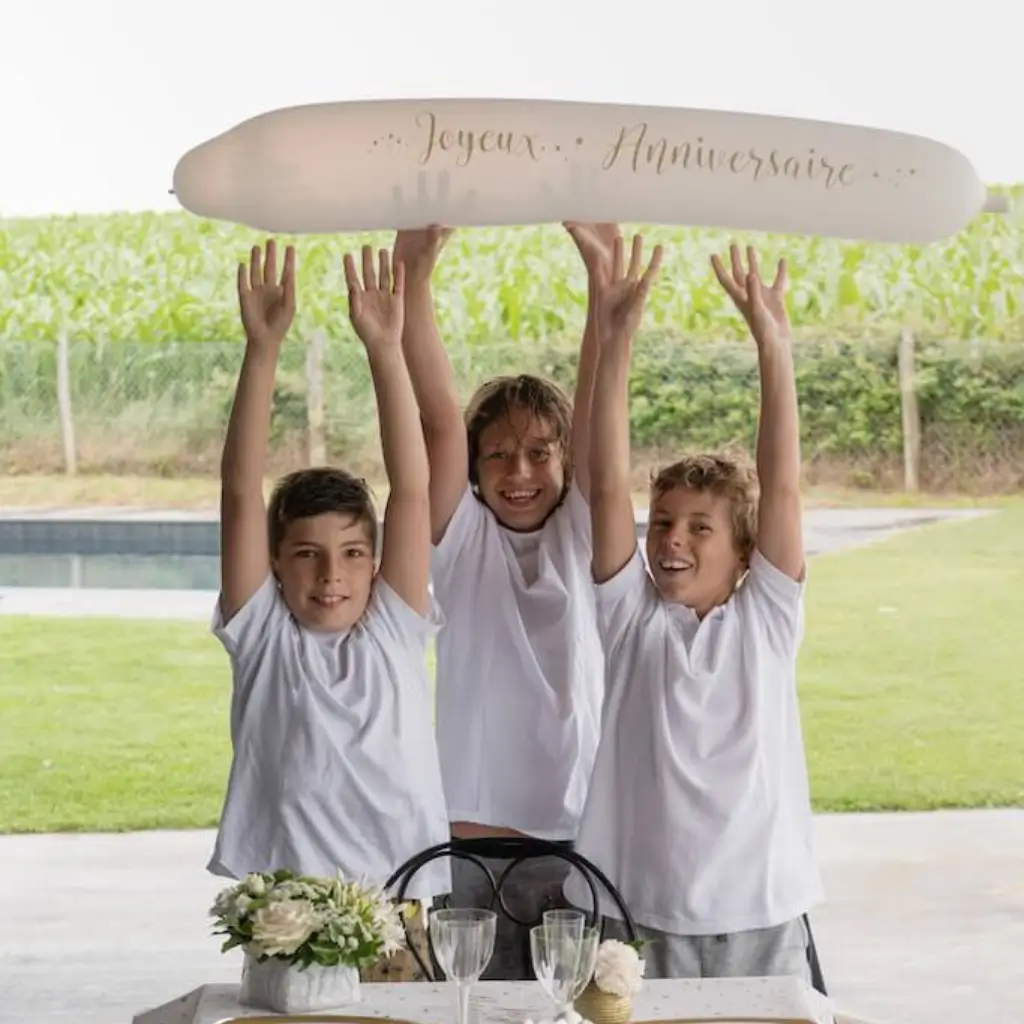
left=171, top=98, right=1005, bottom=243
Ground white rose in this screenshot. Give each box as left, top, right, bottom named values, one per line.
left=244, top=873, right=267, bottom=898
left=594, top=940, right=645, bottom=998
left=251, top=900, right=319, bottom=957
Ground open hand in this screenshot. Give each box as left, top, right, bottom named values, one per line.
left=595, top=234, right=663, bottom=344
left=392, top=225, right=453, bottom=283
left=564, top=222, right=621, bottom=281
left=237, top=240, right=296, bottom=350
left=711, top=244, right=791, bottom=348
left=344, top=246, right=406, bottom=349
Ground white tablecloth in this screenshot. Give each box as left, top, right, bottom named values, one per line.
left=132, top=978, right=874, bottom=1024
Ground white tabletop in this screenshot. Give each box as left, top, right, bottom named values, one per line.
left=132, top=977, right=862, bottom=1024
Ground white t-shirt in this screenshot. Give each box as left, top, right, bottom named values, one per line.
left=431, top=483, right=604, bottom=840
left=566, top=547, right=822, bottom=935
left=207, top=575, right=452, bottom=900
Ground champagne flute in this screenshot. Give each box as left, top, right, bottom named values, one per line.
left=530, top=924, right=585, bottom=1022
left=430, top=908, right=497, bottom=1024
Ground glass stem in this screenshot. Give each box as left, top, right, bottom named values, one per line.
left=455, top=981, right=471, bottom=1024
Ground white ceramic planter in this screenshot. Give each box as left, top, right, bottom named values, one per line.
left=239, top=954, right=362, bottom=1013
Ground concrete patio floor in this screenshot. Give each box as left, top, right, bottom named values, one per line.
left=2, top=809, right=1022, bottom=1024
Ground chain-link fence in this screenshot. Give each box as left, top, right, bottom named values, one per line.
left=1, top=333, right=1023, bottom=491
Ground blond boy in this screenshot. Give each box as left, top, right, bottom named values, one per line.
left=566, top=239, right=822, bottom=981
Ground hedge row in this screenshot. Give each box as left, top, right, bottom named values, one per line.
left=2, top=333, right=1022, bottom=488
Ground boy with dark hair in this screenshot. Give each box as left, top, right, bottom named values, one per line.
left=207, top=242, right=451, bottom=975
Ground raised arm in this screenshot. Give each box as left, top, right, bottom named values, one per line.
left=392, top=227, right=467, bottom=543
left=219, top=240, right=296, bottom=623
left=712, top=244, right=804, bottom=580
left=589, top=235, right=663, bottom=583
left=344, top=246, right=430, bottom=615
left=564, top=222, right=622, bottom=502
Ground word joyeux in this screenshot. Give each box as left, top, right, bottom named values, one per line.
left=414, top=110, right=859, bottom=190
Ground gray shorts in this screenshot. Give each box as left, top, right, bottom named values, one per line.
left=435, top=852, right=572, bottom=981
left=601, top=915, right=813, bottom=981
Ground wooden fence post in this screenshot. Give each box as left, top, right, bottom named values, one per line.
left=897, top=327, right=921, bottom=492
left=306, top=331, right=326, bottom=467
left=56, top=333, right=77, bottom=477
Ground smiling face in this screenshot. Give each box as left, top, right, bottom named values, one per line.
left=645, top=486, right=748, bottom=617
left=272, top=511, right=376, bottom=632
left=475, top=405, right=566, bottom=531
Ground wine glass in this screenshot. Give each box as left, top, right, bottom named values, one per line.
left=542, top=908, right=586, bottom=943
left=530, top=924, right=586, bottom=1022
left=429, top=908, right=497, bottom=1024
left=569, top=927, right=600, bottom=1002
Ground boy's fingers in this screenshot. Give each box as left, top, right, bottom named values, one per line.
left=746, top=245, right=761, bottom=281
left=264, top=239, right=277, bottom=287
left=641, top=245, right=664, bottom=291
left=361, top=245, right=376, bottom=290
left=773, top=257, right=788, bottom=294
left=711, top=254, right=742, bottom=302
left=627, top=234, right=643, bottom=280
left=747, top=272, right=764, bottom=308
left=249, top=245, right=262, bottom=290
left=612, top=236, right=625, bottom=281
left=729, top=243, right=745, bottom=286
left=343, top=253, right=360, bottom=293
left=282, top=247, right=297, bottom=311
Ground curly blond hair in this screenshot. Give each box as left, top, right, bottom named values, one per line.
left=650, top=452, right=759, bottom=562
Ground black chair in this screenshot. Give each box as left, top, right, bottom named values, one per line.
left=802, top=914, right=828, bottom=996
left=385, top=836, right=828, bottom=996
left=384, top=836, right=637, bottom=981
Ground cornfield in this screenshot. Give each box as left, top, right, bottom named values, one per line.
left=1, top=187, right=1022, bottom=347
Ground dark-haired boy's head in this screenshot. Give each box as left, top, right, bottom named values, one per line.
left=465, top=374, right=573, bottom=532
left=268, top=468, right=378, bottom=632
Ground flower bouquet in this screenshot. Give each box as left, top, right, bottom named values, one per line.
left=573, top=939, right=646, bottom=1024
left=210, top=869, right=407, bottom=1013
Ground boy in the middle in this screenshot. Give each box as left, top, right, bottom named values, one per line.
left=392, top=222, right=618, bottom=979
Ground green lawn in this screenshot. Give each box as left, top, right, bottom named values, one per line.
left=2, top=503, right=1022, bottom=833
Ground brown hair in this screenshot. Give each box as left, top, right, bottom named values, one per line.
left=650, top=452, right=759, bottom=562
left=267, top=468, right=378, bottom=557
left=464, top=374, right=574, bottom=488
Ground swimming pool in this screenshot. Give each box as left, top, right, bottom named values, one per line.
left=0, top=552, right=219, bottom=590
left=0, top=506, right=972, bottom=594
left=0, top=511, right=656, bottom=592
left=0, top=516, right=219, bottom=591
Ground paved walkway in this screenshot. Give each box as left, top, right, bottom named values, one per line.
left=3, top=810, right=1022, bottom=1024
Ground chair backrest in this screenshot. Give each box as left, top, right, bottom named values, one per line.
left=384, top=837, right=638, bottom=981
